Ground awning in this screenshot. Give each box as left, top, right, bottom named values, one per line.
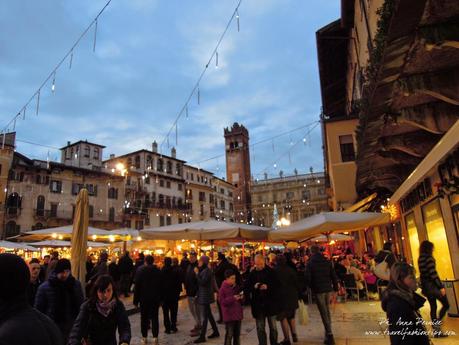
left=268, top=212, right=390, bottom=241
left=27, top=240, right=119, bottom=248
left=0, top=240, right=40, bottom=251
left=141, top=220, right=270, bottom=241
left=390, top=119, right=459, bottom=204
left=344, top=193, right=377, bottom=212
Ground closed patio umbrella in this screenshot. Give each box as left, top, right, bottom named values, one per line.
left=70, top=188, right=89, bottom=287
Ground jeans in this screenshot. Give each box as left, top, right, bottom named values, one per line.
left=162, top=299, right=179, bottom=331
left=427, top=294, right=450, bottom=327
left=315, top=292, right=332, bottom=335
left=140, top=302, right=160, bottom=338
left=188, top=296, right=201, bottom=328
left=255, top=314, right=278, bottom=345
left=225, top=320, right=241, bottom=345
left=120, top=273, right=131, bottom=297
left=199, top=303, right=219, bottom=338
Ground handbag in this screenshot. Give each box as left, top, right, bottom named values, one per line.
left=374, top=254, right=390, bottom=281
left=298, top=300, right=309, bottom=325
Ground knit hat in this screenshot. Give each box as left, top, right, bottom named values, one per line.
left=0, top=253, right=30, bottom=300
left=54, top=258, right=71, bottom=274
left=200, top=255, right=210, bottom=265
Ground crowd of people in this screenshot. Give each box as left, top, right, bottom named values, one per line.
left=0, top=239, right=451, bottom=345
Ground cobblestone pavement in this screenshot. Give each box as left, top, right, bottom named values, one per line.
left=123, top=297, right=459, bottom=345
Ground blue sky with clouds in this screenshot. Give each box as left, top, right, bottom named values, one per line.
left=0, top=0, right=340, bottom=179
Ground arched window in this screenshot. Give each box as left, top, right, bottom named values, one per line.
left=109, top=207, right=115, bottom=223
left=93, top=147, right=100, bottom=160
left=135, top=155, right=141, bottom=169
left=89, top=205, right=94, bottom=218
left=127, top=157, right=133, bottom=167
left=146, top=155, right=153, bottom=169
left=36, top=195, right=45, bottom=217
left=166, top=161, right=172, bottom=174
left=5, top=221, right=19, bottom=238
left=157, top=158, right=163, bottom=172
left=84, top=145, right=90, bottom=158
left=6, top=193, right=21, bottom=215
left=158, top=194, right=164, bottom=207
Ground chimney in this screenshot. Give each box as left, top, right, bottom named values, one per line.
left=171, top=147, right=176, bottom=158
left=152, top=141, right=158, bottom=153
left=67, top=141, right=71, bottom=146
left=109, top=154, right=115, bottom=159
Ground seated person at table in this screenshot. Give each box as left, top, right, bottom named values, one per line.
left=342, top=258, right=366, bottom=298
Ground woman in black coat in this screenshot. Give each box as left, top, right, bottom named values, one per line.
left=68, top=275, right=131, bottom=345
left=418, top=240, right=449, bottom=337
left=381, top=262, right=429, bottom=345
left=274, top=254, right=300, bottom=344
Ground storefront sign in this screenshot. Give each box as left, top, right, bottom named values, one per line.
left=400, top=178, right=432, bottom=213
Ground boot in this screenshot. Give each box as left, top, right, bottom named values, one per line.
left=324, top=334, right=335, bottom=345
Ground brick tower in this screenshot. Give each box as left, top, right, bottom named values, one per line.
left=224, top=123, right=251, bottom=223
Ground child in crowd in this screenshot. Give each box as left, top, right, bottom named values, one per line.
left=218, top=269, right=243, bottom=345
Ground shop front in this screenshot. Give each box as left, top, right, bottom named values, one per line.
left=389, top=121, right=459, bottom=280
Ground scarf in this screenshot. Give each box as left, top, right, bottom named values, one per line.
left=96, top=298, right=117, bottom=317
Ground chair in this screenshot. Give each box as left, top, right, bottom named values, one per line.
left=343, top=274, right=369, bottom=302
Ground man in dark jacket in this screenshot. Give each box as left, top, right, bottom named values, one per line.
left=134, top=255, right=162, bottom=345
left=161, top=257, right=182, bottom=333
left=35, top=259, right=84, bottom=343
left=27, top=258, right=42, bottom=306
left=304, top=245, right=338, bottom=345
left=194, top=255, right=220, bottom=343
left=0, top=253, right=63, bottom=345
left=248, top=254, right=280, bottom=345
left=214, top=253, right=241, bottom=323
left=39, top=254, right=50, bottom=282
left=118, top=251, right=134, bottom=297
left=185, top=253, right=201, bottom=336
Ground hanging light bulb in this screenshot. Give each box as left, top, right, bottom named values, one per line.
left=36, top=90, right=41, bottom=116
left=215, top=51, right=219, bottom=68
left=197, top=86, right=200, bottom=105
left=51, top=72, right=56, bottom=93
left=273, top=163, right=277, bottom=169
left=69, top=50, right=74, bottom=69
left=236, top=9, right=240, bottom=32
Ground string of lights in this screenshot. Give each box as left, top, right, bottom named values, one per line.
left=0, top=0, right=113, bottom=136
left=159, top=0, right=243, bottom=154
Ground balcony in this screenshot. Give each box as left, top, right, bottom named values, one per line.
left=5, top=207, right=21, bottom=219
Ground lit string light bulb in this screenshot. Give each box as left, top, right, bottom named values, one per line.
left=236, top=9, right=240, bottom=32
left=51, top=72, right=56, bottom=93
left=216, top=51, right=219, bottom=68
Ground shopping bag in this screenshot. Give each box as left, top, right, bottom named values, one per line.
left=298, top=300, right=309, bottom=325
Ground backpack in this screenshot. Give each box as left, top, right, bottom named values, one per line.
left=374, top=254, right=390, bottom=281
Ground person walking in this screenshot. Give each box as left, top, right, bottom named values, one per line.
left=68, top=275, right=131, bottom=345
left=381, top=262, right=430, bottom=345
left=35, top=259, right=84, bottom=343
left=194, top=255, right=220, bottom=343
left=274, top=254, right=299, bottom=345
left=161, top=257, right=182, bottom=334
left=0, top=253, right=63, bottom=345
left=219, top=270, right=243, bottom=345
left=27, top=258, right=43, bottom=306
left=39, top=255, right=50, bottom=282
left=134, top=255, right=162, bottom=345
left=46, top=251, right=59, bottom=279
left=108, top=255, right=121, bottom=294
left=418, top=240, right=450, bottom=337
left=85, top=254, right=94, bottom=283
left=248, top=254, right=280, bottom=345
left=118, top=251, right=134, bottom=298
left=304, top=245, right=338, bottom=345
left=185, top=253, right=202, bottom=337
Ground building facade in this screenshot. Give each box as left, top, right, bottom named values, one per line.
left=211, top=176, right=235, bottom=222
left=184, top=166, right=215, bottom=222
left=103, top=145, right=189, bottom=229
left=2, top=146, right=125, bottom=239
left=251, top=173, right=328, bottom=227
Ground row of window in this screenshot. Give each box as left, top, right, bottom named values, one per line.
left=65, top=146, right=100, bottom=160
left=126, top=155, right=182, bottom=176
left=257, top=189, right=325, bottom=203
left=186, top=172, right=210, bottom=185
